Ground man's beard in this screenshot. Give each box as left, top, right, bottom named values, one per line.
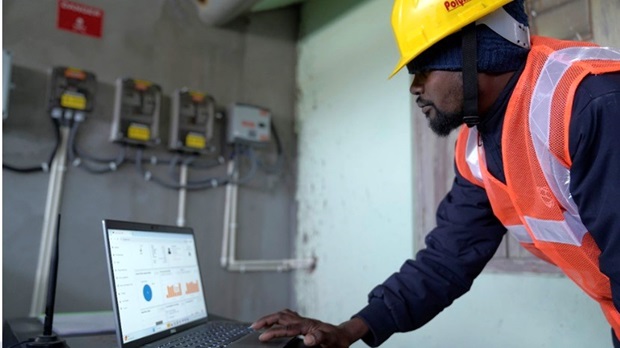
left=427, top=105, right=463, bottom=137
left=416, top=97, right=463, bottom=137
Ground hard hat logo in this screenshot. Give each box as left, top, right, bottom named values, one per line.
left=444, top=0, right=473, bottom=12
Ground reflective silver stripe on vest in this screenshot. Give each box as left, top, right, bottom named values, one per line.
left=528, top=46, right=620, bottom=245
left=466, top=130, right=532, bottom=243
left=465, top=127, right=483, bottom=184
left=506, top=225, right=533, bottom=243
left=524, top=213, right=587, bottom=245
left=464, top=130, right=534, bottom=244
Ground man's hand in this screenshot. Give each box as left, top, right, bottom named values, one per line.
left=250, top=309, right=368, bottom=348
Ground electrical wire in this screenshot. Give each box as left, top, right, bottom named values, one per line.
left=71, top=126, right=125, bottom=164
left=135, top=148, right=228, bottom=191
left=67, top=122, right=126, bottom=174
left=135, top=143, right=261, bottom=190
left=2, top=117, right=61, bottom=173
left=123, top=148, right=174, bottom=166
left=168, top=154, right=223, bottom=182
left=255, top=121, right=284, bottom=175
left=199, top=144, right=256, bottom=185
left=227, top=143, right=257, bottom=185
left=186, top=156, right=224, bottom=170
left=167, top=153, right=183, bottom=181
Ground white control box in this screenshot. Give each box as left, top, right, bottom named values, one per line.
left=226, top=103, right=271, bottom=144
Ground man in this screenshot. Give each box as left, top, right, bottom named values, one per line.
left=251, top=0, right=620, bottom=346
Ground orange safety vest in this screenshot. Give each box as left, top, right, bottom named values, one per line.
left=455, top=36, right=620, bottom=338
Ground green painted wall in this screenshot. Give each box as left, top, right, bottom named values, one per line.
left=294, top=0, right=612, bottom=347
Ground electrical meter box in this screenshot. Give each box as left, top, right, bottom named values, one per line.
left=226, top=103, right=271, bottom=145
left=47, top=66, right=97, bottom=121
left=169, top=88, right=215, bottom=154
left=110, top=78, right=162, bottom=146
left=3, top=50, right=12, bottom=120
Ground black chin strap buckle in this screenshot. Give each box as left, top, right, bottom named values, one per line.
left=462, top=23, right=479, bottom=129
left=463, top=115, right=480, bottom=127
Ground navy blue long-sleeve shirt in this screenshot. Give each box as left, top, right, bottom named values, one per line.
left=355, top=67, right=620, bottom=346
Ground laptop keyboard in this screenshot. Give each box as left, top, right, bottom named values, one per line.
left=156, top=321, right=254, bottom=348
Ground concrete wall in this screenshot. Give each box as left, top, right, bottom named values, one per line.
left=3, top=0, right=300, bottom=323
left=294, top=0, right=614, bottom=347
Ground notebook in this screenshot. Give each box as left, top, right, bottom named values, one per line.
left=102, top=219, right=294, bottom=348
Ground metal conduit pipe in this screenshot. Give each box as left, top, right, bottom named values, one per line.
left=220, top=160, right=316, bottom=272
left=30, top=126, right=70, bottom=317
left=176, top=163, right=189, bottom=227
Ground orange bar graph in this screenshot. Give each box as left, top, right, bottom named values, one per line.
left=166, top=283, right=182, bottom=298
left=185, top=281, right=200, bottom=294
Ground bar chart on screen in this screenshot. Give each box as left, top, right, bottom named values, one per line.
left=185, top=281, right=200, bottom=294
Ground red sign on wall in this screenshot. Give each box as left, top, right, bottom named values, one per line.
left=57, top=0, right=104, bottom=38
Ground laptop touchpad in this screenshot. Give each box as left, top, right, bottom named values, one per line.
left=228, top=331, right=296, bottom=348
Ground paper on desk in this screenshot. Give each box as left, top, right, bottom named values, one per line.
left=39, top=311, right=116, bottom=336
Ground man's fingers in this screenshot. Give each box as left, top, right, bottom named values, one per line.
left=251, top=309, right=299, bottom=329
left=251, top=313, right=282, bottom=329
left=257, top=323, right=303, bottom=342
left=252, top=309, right=331, bottom=346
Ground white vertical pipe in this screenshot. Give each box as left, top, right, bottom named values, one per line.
left=220, top=161, right=235, bottom=267
left=228, top=171, right=239, bottom=262
left=219, top=158, right=316, bottom=273
left=30, top=126, right=69, bottom=317
left=176, top=163, right=188, bottom=227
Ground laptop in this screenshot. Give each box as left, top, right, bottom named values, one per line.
left=102, top=219, right=295, bottom=348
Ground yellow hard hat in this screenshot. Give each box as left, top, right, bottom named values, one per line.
left=389, top=0, right=513, bottom=78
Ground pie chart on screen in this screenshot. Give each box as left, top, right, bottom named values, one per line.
left=143, top=284, right=153, bottom=301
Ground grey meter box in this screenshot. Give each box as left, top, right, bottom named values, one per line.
left=47, top=66, right=97, bottom=121
left=169, top=89, right=215, bottom=154
left=3, top=50, right=12, bottom=120
left=110, top=78, right=162, bottom=146
left=226, top=103, right=271, bottom=144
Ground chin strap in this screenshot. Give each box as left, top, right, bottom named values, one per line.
left=461, top=23, right=479, bottom=128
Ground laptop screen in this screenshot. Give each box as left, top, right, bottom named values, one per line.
left=104, top=222, right=208, bottom=345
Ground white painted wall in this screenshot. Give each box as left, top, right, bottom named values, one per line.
left=294, top=0, right=612, bottom=347
left=294, top=0, right=412, bottom=325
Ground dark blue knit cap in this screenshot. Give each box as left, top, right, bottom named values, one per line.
left=407, top=0, right=529, bottom=74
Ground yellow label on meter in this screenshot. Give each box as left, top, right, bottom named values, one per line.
left=60, top=92, right=87, bottom=110
left=185, top=133, right=206, bottom=149
left=127, top=123, right=151, bottom=141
